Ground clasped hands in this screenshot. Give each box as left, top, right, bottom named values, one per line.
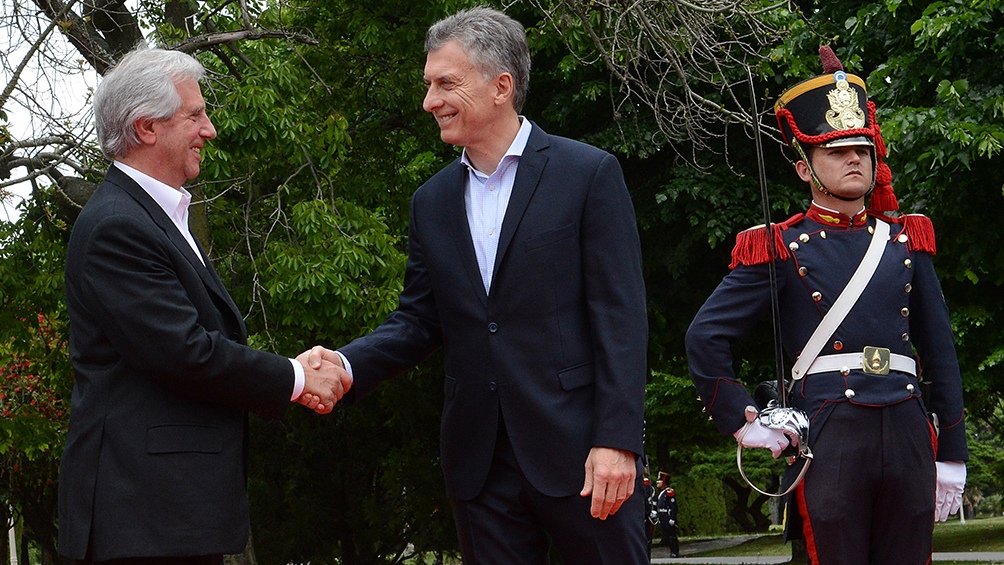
left=294, top=346, right=351, bottom=414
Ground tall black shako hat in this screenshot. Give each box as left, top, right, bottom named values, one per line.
left=774, top=46, right=898, bottom=213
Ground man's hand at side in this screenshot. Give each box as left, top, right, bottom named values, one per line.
left=580, top=446, right=636, bottom=520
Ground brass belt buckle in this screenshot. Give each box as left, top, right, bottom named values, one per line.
left=862, top=346, right=891, bottom=375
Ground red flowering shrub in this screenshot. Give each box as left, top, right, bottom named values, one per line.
left=0, top=311, right=71, bottom=558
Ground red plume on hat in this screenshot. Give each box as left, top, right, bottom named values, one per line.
left=819, top=45, right=843, bottom=74
left=774, top=46, right=899, bottom=213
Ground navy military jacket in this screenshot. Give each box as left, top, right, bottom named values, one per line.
left=686, top=204, right=967, bottom=462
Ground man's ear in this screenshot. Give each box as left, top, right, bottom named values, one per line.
left=134, top=117, right=157, bottom=146
left=794, top=159, right=814, bottom=183
left=494, top=72, right=514, bottom=107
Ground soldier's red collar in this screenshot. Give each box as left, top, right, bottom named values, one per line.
left=806, top=203, right=868, bottom=228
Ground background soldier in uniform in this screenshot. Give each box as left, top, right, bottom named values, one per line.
left=655, top=473, right=679, bottom=558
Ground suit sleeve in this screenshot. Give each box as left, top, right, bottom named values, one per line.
left=581, top=153, right=648, bottom=455
left=77, top=213, right=293, bottom=415
left=339, top=191, right=444, bottom=399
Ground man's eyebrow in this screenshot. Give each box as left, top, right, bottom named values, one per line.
left=426, top=72, right=457, bottom=84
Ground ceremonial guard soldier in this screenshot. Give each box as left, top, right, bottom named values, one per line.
left=655, top=473, right=680, bottom=558
left=686, top=47, right=968, bottom=564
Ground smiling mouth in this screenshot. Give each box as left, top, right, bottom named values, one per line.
left=434, top=113, right=456, bottom=125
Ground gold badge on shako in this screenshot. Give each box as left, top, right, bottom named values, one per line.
left=825, top=71, right=866, bottom=131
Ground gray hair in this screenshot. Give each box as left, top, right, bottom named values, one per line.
left=94, top=47, right=206, bottom=159
left=425, top=6, right=531, bottom=113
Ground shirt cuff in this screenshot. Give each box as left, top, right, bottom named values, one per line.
left=335, top=350, right=353, bottom=379
left=289, top=358, right=305, bottom=401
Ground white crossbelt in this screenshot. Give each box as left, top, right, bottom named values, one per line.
left=805, top=352, right=917, bottom=376
left=791, top=220, right=891, bottom=383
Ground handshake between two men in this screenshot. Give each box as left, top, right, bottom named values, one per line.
left=293, top=346, right=351, bottom=414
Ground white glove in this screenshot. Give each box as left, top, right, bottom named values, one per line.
left=734, top=419, right=793, bottom=458
left=935, top=461, right=966, bottom=522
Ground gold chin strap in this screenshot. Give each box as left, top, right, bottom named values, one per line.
left=793, top=141, right=831, bottom=196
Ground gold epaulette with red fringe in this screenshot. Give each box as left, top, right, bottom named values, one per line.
left=872, top=212, right=937, bottom=255
left=729, top=213, right=804, bottom=269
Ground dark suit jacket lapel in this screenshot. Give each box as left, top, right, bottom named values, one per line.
left=494, top=124, right=549, bottom=279
left=195, top=238, right=245, bottom=332
left=440, top=161, right=489, bottom=305
left=104, top=166, right=243, bottom=322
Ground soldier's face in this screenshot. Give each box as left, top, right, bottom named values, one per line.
left=800, top=145, right=873, bottom=200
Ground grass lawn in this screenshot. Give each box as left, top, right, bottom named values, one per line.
left=688, top=515, right=1004, bottom=564
left=935, top=515, right=1004, bottom=552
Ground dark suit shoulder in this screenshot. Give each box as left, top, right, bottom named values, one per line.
left=524, top=123, right=614, bottom=161
left=70, top=187, right=160, bottom=253
left=73, top=174, right=146, bottom=225
left=412, top=123, right=619, bottom=204
left=536, top=130, right=608, bottom=158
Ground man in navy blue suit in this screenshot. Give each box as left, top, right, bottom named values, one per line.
left=310, top=6, right=649, bottom=564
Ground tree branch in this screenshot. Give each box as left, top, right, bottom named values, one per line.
left=172, top=28, right=318, bottom=53
left=518, top=0, right=796, bottom=164
left=32, top=0, right=117, bottom=74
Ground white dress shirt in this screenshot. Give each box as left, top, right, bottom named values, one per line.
left=114, top=161, right=204, bottom=265
left=461, top=117, right=533, bottom=294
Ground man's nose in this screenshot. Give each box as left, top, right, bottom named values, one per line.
left=423, top=87, right=440, bottom=113
left=202, top=117, right=217, bottom=140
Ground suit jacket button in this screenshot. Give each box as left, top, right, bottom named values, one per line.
left=489, top=381, right=497, bottom=391
left=488, top=322, right=499, bottom=333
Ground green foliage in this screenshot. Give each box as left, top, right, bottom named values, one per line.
left=964, top=418, right=1004, bottom=517
left=0, top=316, right=68, bottom=459
left=645, top=370, right=719, bottom=465
left=676, top=463, right=729, bottom=536
left=259, top=198, right=405, bottom=343
left=247, top=362, right=451, bottom=565
left=0, top=195, right=74, bottom=561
